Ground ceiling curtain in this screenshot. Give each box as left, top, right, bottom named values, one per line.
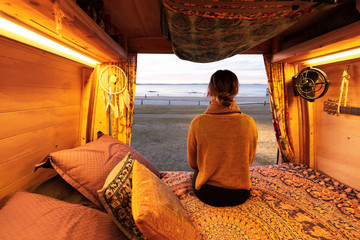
left=161, top=0, right=338, bottom=63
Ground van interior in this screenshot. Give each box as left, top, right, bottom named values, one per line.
left=0, top=0, right=359, bottom=239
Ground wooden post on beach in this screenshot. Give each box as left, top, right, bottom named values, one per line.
left=168, top=100, right=171, bottom=106
left=141, top=100, right=143, bottom=105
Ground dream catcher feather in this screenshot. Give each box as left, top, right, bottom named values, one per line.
left=99, top=65, right=130, bottom=119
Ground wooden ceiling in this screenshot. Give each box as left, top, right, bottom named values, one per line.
left=103, top=0, right=171, bottom=54
left=0, top=0, right=358, bottom=63
left=104, top=0, right=360, bottom=55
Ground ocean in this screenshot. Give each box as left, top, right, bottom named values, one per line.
left=135, top=84, right=268, bottom=97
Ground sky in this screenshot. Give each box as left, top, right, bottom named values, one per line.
left=136, top=54, right=268, bottom=84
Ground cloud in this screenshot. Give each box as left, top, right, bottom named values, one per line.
left=136, top=54, right=267, bottom=84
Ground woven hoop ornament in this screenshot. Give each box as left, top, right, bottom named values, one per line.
left=99, top=65, right=127, bottom=95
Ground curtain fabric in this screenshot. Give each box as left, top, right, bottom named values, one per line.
left=264, top=55, right=294, bottom=163
left=110, top=54, right=137, bottom=145
left=162, top=0, right=323, bottom=20
left=161, top=0, right=338, bottom=63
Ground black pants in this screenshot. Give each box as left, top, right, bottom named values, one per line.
left=192, top=171, right=250, bottom=207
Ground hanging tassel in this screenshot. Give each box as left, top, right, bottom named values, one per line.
left=119, top=94, right=125, bottom=117
left=338, top=66, right=350, bottom=114
left=114, top=87, right=130, bottom=118
left=102, top=89, right=110, bottom=112
left=123, top=88, right=131, bottom=109
left=113, top=95, right=119, bottom=119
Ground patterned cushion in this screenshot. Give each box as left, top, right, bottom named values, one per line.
left=97, top=153, right=146, bottom=240
left=0, top=191, right=127, bottom=240
left=132, top=160, right=199, bottom=240
left=35, top=134, right=160, bottom=207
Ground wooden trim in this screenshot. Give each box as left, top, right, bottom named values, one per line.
left=308, top=102, right=316, bottom=169
left=128, top=37, right=173, bottom=53
left=80, top=67, right=94, bottom=145
left=272, top=21, right=360, bottom=63
left=0, top=0, right=127, bottom=62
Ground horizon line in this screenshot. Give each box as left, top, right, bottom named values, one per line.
left=136, top=83, right=267, bottom=85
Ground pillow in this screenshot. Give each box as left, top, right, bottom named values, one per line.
left=132, top=160, right=199, bottom=240
left=0, top=191, right=127, bottom=240
left=35, top=134, right=160, bottom=207
left=97, top=153, right=146, bottom=240
left=27, top=174, right=99, bottom=210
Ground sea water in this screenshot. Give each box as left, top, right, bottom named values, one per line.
left=135, top=84, right=268, bottom=97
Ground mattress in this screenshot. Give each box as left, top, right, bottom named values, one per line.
left=2, top=163, right=359, bottom=240
left=161, top=163, right=360, bottom=240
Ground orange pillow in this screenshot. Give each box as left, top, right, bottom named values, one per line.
left=132, top=160, right=199, bottom=240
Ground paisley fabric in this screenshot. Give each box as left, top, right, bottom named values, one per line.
left=161, top=0, right=338, bottom=63
left=160, top=164, right=360, bottom=240
left=111, top=54, right=137, bottom=145
left=162, top=0, right=336, bottom=20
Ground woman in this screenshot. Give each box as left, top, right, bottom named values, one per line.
left=187, top=70, right=258, bottom=207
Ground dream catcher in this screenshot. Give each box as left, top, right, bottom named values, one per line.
left=292, top=67, right=330, bottom=102
left=99, top=65, right=130, bottom=119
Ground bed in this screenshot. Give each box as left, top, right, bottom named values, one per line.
left=0, top=134, right=359, bottom=240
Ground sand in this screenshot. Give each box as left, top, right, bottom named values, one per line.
left=131, top=99, right=278, bottom=171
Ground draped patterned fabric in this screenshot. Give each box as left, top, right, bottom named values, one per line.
left=162, top=0, right=322, bottom=20
left=160, top=164, right=360, bottom=239
left=92, top=54, right=137, bottom=146
left=161, top=0, right=338, bottom=63
left=264, top=55, right=294, bottom=163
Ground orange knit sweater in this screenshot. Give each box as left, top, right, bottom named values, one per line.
left=187, top=100, right=258, bottom=190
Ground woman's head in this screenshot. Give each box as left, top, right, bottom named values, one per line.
left=208, top=70, right=239, bottom=107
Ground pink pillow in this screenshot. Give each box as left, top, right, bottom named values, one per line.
left=35, top=134, right=160, bottom=207
left=0, top=191, right=127, bottom=240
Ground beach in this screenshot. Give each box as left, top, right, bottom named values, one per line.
left=131, top=96, right=277, bottom=171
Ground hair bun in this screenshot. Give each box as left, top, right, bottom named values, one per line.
left=217, top=92, right=232, bottom=107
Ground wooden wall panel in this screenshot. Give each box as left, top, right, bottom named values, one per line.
left=0, top=38, right=88, bottom=206
left=0, top=135, right=79, bottom=190
left=0, top=120, right=79, bottom=165
left=0, top=169, right=57, bottom=207
left=0, top=37, right=82, bottom=89
left=312, top=60, right=360, bottom=190
left=0, top=86, right=80, bottom=112
left=0, top=106, right=80, bottom=140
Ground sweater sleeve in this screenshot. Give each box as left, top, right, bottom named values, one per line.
left=249, top=118, right=258, bottom=165
left=187, top=121, right=198, bottom=171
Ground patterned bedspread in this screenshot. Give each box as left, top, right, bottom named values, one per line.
left=161, top=164, right=360, bottom=240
